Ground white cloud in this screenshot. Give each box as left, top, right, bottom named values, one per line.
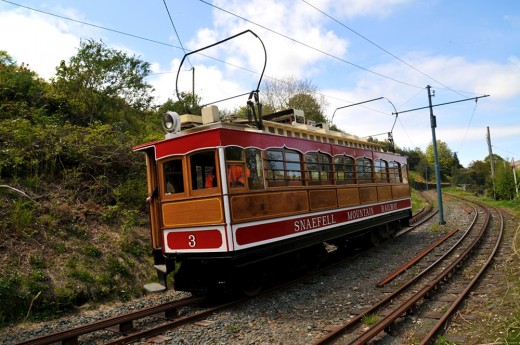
left=0, top=8, right=80, bottom=79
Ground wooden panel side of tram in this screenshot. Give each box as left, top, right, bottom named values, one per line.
left=229, top=184, right=404, bottom=223
left=391, top=184, right=411, bottom=198
left=162, top=197, right=224, bottom=226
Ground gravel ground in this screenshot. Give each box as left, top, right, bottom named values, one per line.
left=1, top=199, right=475, bottom=345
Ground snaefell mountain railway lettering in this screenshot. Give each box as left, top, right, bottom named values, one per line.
left=381, top=202, right=398, bottom=213
left=346, top=207, right=375, bottom=221
left=294, top=214, right=336, bottom=232
left=292, top=201, right=403, bottom=233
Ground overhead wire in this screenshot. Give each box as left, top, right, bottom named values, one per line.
left=455, top=98, right=479, bottom=154
left=197, top=0, right=423, bottom=90
left=161, top=0, right=192, bottom=68
left=0, top=0, right=181, bottom=49
left=492, top=145, right=520, bottom=159
left=301, top=0, right=467, bottom=97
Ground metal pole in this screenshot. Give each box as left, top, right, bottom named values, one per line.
left=486, top=127, right=496, bottom=200
left=331, top=97, right=384, bottom=124
left=512, top=158, right=519, bottom=198
left=425, top=166, right=428, bottom=190
left=192, top=67, right=195, bottom=109
left=427, top=85, right=445, bottom=225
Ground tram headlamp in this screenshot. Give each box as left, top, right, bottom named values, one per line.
left=163, top=111, right=181, bottom=134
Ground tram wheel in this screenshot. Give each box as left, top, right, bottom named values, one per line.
left=242, top=284, right=263, bottom=297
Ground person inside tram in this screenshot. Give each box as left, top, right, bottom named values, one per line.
left=205, top=168, right=216, bottom=188
left=227, top=164, right=250, bottom=187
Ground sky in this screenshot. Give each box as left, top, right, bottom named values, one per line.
left=1, top=0, right=519, bottom=168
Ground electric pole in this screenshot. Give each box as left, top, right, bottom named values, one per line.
left=427, top=85, right=446, bottom=225
left=486, top=126, right=496, bottom=200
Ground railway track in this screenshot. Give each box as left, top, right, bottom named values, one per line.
left=14, top=295, right=216, bottom=345
left=13, top=196, right=438, bottom=345
left=312, top=194, right=504, bottom=344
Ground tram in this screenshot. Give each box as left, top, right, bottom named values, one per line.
left=132, top=30, right=412, bottom=294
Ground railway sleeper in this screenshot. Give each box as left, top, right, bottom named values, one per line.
left=384, top=321, right=397, bottom=335
left=407, top=303, right=419, bottom=315
left=106, top=320, right=134, bottom=335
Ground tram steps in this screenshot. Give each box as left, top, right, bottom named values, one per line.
left=144, top=265, right=168, bottom=292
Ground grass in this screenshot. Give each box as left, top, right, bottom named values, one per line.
left=441, top=186, right=520, bottom=343
left=361, top=313, right=380, bottom=326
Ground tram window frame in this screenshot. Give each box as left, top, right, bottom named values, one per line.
left=334, top=155, right=356, bottom=185
left=225, top=146, right=249, bottom=189
left=401, top=164, right=409, bottom=184
left=265, top=148, right=303, bottom=187
left=188, top=149, right=219, bottom=196
left=374, top=159, right=390, bottom=183
left=160, top=158, right=186, bottom=199
left=246, top=148, right=266, bottom=190
left=305, top=152, right=333, bottom=185
left=388, top=161, right=401, bottom=183
left=356, top=157, right=374, bottom=184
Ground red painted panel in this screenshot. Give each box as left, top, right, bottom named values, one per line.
left=155, top=129, right=221, bottom=159
left=235, top=199, right=411, bottom=245
left=166, top=229, right=223, bottom=249
left=134, top=126, right=407, bottom=163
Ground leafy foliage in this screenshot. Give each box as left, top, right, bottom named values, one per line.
left=261, top=76, right=329, bottom=124
left=53, top=39, right=154, bottom=127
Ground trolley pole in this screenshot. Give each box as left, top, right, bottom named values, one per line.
left=427, top=85, right=446, bottom=225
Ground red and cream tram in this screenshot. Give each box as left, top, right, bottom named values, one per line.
left=133, top=106, right=412, bottom=294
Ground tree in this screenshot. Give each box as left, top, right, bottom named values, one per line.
left=287, top=93, right=328, bottom=124
left=425, top=140, right=456, bottom=181
left=54, top=39, right=154, bottom=126
left=0, top=51, right=49, bottom=121
left=157, top=92, right=202, bottom=116
left=495, top=162, right=516, bottom=200
left=261, top=76, right=329, bottom=123
left=397, top=147, right=425, bottom=171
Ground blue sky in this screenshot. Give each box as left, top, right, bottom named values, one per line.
left=1, top=0, right=519, bottom=168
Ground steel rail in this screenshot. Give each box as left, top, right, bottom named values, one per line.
left=419, top=198, right=505, bottom=344
left=15, top=295, right=205, bottom=345
left=376, top=227, right=460, bottom=287
left=347, top=202, right=491, bottom=344
left=312, top=198, right=483, bottom=345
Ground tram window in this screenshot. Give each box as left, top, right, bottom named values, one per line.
left=163, top=159, right=184, bottom=195
left=388, top=162, right=401, bottom=182
left=189, top=151, right=217, bottom=190
left=265, top=148, right=303, bottom=187
left=265, top=150, right=285, bottom=186
left=375, top=159, right=389, bottom=183
left=306, top=152, right=332, bottom=185
left=225, top=146, right=243, bottom=161
left=246, top=148, right=265, bottom=190
left=356, top=157, right=374, bottom=184
left=225, top=146, right=249, bottom=189
left=334, top=156, right=355, bottom=184
left=401, top=164, right=408, bottom=184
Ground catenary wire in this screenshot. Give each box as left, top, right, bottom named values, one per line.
left=455, top=98, right=479, bottom=154
left=301, top=0, right=468, bottom=97
left=162, top=0, right=192, bottom=68
left=198, top=0, right=424, bottom=90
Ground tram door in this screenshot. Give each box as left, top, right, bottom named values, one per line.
left=145, top=151, right=161, bottom=248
